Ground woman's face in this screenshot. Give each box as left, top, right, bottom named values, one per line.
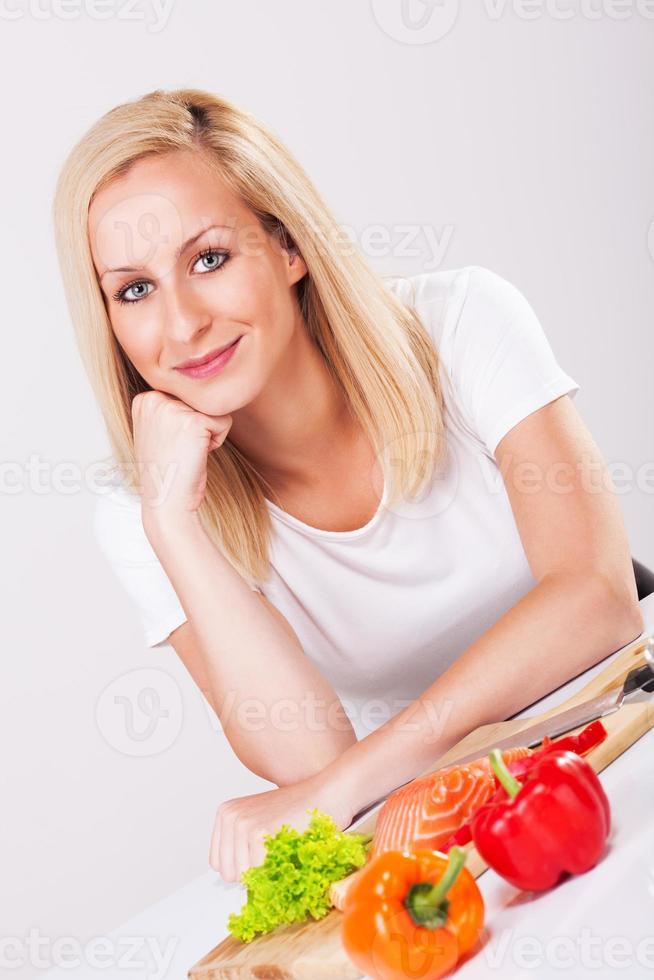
left=88, top=149, right=308, bottom=416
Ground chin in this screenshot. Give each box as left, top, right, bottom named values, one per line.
left=190, top=381, right=256, bottom=418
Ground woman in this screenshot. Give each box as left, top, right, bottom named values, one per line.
left=53, top=87, right=643, bottom=884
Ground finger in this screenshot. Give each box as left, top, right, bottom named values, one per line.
left=208, top=810, right=223, bottom=872
left=218, top=811, right=238, bottom=883
left=209, top=806, right=234, bottom=877
left=234, top=825, right=252, bottom=882
left=202, top=414, right=232, bottom=450
left=248, top=829, right=268, bottom=871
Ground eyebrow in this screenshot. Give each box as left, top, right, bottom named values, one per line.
left=98, top=223, right=234, bottom=282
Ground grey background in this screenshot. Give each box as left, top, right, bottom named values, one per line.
left=2, top=1, right=652, bottom=976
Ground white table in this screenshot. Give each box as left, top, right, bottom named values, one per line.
left=43, top=594, right=654, bottom=980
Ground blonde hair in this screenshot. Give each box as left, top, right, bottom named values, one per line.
left=52, top=88, right=446, bottom=586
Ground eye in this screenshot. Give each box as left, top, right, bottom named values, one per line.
left=192, top=247, right=230, bottom=274
left=112, top=248, right=231, bottom=306
left=113, top=281, right=154, bottom=305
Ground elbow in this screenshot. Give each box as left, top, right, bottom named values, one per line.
left=225, top=705, right=359, bottom=786
left=256, top=731, right=359, bottom=788
left=588, top=570, right=645, bottom=650
left=274, top=741, right=359, bottom=788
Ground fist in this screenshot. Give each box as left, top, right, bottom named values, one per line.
left=131, top=390, right=233, bottom=520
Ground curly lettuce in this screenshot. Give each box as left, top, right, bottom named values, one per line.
left=227, top=808, right=371, bottom=943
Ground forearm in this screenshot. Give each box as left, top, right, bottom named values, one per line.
left=322, top=571, right=644, bottom=817
left=143, top=511, right=357, bottom=784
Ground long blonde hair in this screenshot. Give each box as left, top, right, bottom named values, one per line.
left=52, top=88, right=446, bottom=586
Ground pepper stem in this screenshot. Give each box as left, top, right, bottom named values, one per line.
left=489, top=748, right=523, bottom=799
left=405, top=845, right=467, bottom=929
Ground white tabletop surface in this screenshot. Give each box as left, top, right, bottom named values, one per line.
left=44, top=593, right=654, bottom=980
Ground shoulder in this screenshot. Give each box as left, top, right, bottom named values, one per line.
left=384, top=265, right=519, bottom=345
left=389, top=267, right=579, bottom=456
left=384, top=266, right=462, bottom=324
left=387, top=265, right=551, bottom=374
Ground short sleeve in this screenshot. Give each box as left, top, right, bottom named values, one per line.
left=93, top=482, right=261, bottom=648
left=438, top=265, right=580, bottom=457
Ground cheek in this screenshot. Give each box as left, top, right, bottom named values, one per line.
left=216, top=257, right=274, bottom=321
left=233, top=258, right=295, bottom=334
left=111, top=315, right=160, bottom=372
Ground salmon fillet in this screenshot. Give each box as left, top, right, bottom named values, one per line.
left=330, top=746, right=533, bottom=911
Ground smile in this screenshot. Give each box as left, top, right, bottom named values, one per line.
left=175, top=336, right=243, bottom=379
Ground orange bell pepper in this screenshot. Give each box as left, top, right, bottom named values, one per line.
left=341, top=846, right=484, bottom=980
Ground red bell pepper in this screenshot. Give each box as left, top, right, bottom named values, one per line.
left=440, top=721, right=608, bottom=853
left=441, top=821, right=473, bottom=849
left=469, top=748, right=611, bottom=891
left=537, top=718, right=608, bottom=757
left=489, top=719, right=608, bottom=786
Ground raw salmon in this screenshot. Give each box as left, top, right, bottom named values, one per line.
left=330, top=746, right=533, bottom=911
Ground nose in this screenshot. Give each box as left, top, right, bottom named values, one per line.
left=160, top=278, right=212, bottom=347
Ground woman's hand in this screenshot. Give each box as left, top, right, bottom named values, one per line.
left=209, top=772, right=355, bottom=884
left=131, top=390, right=232, bottom=522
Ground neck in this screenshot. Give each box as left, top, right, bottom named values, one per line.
left=227, top=320, right=359, bottom=495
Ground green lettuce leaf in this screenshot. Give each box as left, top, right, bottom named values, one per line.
left=227, top=808, right=371, bottom=943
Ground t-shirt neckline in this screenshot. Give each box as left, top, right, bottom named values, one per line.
left=264, top=450, right=390, bottom=541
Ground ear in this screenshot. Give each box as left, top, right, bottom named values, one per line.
left=285, top=242, right=308, bottom=286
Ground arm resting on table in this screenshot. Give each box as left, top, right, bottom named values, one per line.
left=329, top=568, right=644, bottom=816
left=145, top=512, right=357, bottom=787
left=316, top=395, right=645, bottom=816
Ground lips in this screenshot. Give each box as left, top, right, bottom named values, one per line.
left=174, top=336, right=243, bottom=380
left=176, top=337, right=241, bottom=370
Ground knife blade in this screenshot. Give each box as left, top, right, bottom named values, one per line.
left=347, top=642, right=654, bottom=832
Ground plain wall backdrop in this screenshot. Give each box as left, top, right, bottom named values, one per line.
left=2, top=1, right=653, bottom=976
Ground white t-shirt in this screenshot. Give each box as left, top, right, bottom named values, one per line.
left=93, top=265, right=579, bottom=740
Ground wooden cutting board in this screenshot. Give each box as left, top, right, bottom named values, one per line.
left=189, top=634, right=654, bottom=979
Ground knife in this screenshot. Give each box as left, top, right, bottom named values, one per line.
left=347, top=636, right=654, bottom=831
